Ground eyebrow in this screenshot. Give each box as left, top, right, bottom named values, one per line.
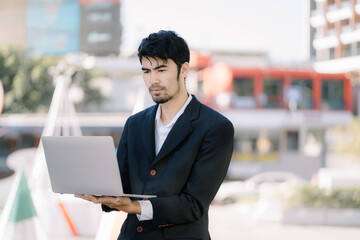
left=141, top=64, right=167, bottom=71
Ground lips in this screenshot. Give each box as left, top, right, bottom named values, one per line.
left=150, top=86, right=164, bottom=94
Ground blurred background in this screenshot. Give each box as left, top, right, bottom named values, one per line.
left=0, top=0, right=360, bottom=239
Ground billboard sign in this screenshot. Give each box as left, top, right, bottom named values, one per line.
left=80, top=2, right=121, bottom=55
left=26, top=0, right=80, bottom=55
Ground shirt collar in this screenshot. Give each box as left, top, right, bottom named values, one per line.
left=155, top=94, right=192, bottom=128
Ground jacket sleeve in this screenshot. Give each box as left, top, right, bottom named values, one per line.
left=149, top=117, right=234, bottom=226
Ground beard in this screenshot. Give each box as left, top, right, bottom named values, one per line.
left=149, top=80, right=180, bottom=104
left=153, top=96, right=173, bottom=104
left=149, top=85, right=174, bottom=104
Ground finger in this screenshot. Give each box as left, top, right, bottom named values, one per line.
left=75, top=194, right=99, bottom=203
left=96, top=196, right=129, bottom=209
left=85, top=195, right=99, bottom=203
left=115, top=197, right=129, bottom=204
left=98, top=196, right=119, bottom=205
left=74, top=194, right=87, bottom=199
left=74, top=194, right=89, bottom=200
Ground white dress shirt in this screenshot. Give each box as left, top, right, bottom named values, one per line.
left=137, top=94, right=192, bottom=221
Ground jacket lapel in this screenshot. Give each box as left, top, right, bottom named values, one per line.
left=151, top=95, right=201, bottom=166
left=141, top=105, right=157, bottom=162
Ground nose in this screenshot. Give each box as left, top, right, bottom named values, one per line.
left=149, top=71, right=159, bottom=85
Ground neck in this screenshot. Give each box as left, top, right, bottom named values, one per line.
left=160, top=91, right=189, bottom=126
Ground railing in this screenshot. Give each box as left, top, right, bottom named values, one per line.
left=327, top=4, right=337, bottom=12
left=356, top=22, right=360, bottom=30
left=340, top=0, right=351, bottom=9
left=327, top=29, right=338, bottom=37
left=311, top=9, right=324, bottom=17
left=341, top=25, right=352, bottom=33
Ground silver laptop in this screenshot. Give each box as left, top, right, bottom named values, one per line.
left=41, top=136, right=156, bottom=198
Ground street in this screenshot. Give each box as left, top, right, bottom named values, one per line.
left=45, top=203, right=360, bottom=240
left=209, top=204, right=360, bottom=240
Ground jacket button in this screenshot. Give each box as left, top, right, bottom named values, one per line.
left=137, top=226, right=143, bottom=233
left=150, top=169, right=157, bottom=176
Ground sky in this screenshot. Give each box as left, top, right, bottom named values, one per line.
left=120, top=0, right=310, bottom=63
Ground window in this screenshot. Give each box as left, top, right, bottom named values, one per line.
left=341, top=19, right=350, bottom=27
left=256, top=130, right=280, bottom=154
left=291, top=79, right=313, bottom=109
left=233, top=77, right=253, bottom=97
left=321, top=80, right=345, bottom=109
left=286, top=131, right=299, bottom=151
left=348, top=43, right=353, bottom=56
left=233, top=130, right=279, bottom=162
left=235, top=131, right=257, bottom=153
left=263, top=77, right=283, bottom=108
left=316, top=49, right=330, bottom=61
left=232, top=77, right=255, bottom=108
left=303, top=130, right=323, bottom=157
left=341, top=44, right=352, bottom=57
left=329, top=48, right=335, bottom=59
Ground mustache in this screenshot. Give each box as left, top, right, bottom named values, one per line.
left=149, top=85, right=166, bottom=91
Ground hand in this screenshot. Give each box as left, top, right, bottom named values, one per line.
left=74, top=194, right=141, bottom=214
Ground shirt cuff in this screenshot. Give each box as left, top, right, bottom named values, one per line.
left=136, top=200, right=153, bottom=221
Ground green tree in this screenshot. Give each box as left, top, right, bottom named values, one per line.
left=0, top=45, right=104, bottom=113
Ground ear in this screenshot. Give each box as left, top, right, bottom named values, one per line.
left=181, top=62, right=189, bottom=79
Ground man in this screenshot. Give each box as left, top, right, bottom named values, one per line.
left=76, top=30, right=234, bottom=240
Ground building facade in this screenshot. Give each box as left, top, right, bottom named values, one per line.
left=190, top=51, right=353, bottom=180
left=310, top=0, right=360, bottom=115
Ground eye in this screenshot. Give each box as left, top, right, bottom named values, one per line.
left=158, top=69, right=166, bottom=72
left=143, top=70, right=150, bottom=74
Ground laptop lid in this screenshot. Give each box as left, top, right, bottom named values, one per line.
left=41, top=136, right=155, bottom=198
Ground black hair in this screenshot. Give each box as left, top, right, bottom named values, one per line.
left=137, top=30, right=190, bottom=74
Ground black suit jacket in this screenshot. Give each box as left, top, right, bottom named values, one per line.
left=103, top=95, right=234, bottom=240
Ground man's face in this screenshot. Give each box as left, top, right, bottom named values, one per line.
left=141, top=57, right=185, bottom=104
